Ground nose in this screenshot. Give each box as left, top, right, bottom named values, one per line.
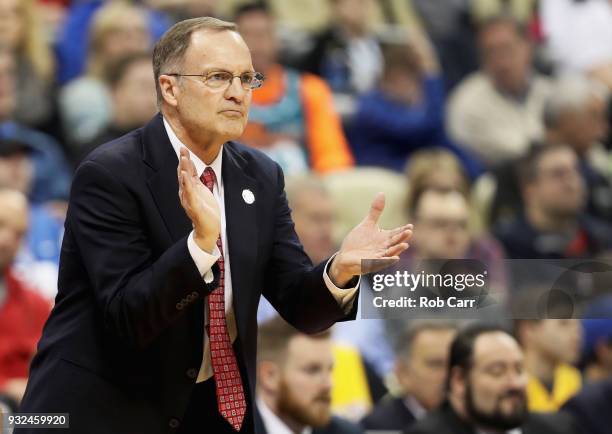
left=224, top=76, right=246, bottom=103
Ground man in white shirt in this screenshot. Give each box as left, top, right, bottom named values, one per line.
left=256, top=317, right=364, bottom=434
left=18, top=16, right=413, bottom=434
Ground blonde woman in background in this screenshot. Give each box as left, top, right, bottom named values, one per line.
left=59, top=1, right=151, bottom=148
left=0, top=0, right=55, bottom=130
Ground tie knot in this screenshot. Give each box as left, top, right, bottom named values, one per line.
left=200, top=167, right=216, bottom=192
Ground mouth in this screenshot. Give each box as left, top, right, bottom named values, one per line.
left=219, top=109, right=243, bottom=117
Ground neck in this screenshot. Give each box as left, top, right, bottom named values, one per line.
left=526, top=205, right=576, bottom=233
left=260, top=393, right=306, bottom=434
left=525, top=349, right=556, bottom=384
left=162, top=109, right=223, bottom=164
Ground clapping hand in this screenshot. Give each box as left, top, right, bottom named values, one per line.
left=329, top=192, right=413, bottom=287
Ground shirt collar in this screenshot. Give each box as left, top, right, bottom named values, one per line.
left=257, top=398, right=312, bottom=434
left=403, top=395, right=428, bottom=420
left=163, top=116, right=223, bottom=187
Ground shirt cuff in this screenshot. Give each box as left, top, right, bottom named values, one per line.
left=187, top=231, right=220, bottom=284
left=323, top=252, right=360, bottom=314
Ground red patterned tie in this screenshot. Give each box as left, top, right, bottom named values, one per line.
left=200, top=167, right=247, bottom=431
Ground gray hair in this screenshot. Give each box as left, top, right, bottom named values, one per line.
left=396, top=320, right=458, bottom=361
left=152, top=17, right=238, bottom=104
left=543, top=75, right=609, bottom=129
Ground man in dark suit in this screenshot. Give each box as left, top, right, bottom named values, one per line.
left=254, top=317, right=364, bottom=434
left=405, top=323, right=576, bottom=434
left=361, top=321, right=456, bottom=431
left=17, top=17, right=413, bottom=434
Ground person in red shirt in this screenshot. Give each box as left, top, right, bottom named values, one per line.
left=0, top=188, right=51, bottom=405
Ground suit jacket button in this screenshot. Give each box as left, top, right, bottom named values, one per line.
left=186, top=368, right=198, bottom=379
left=168, top=418, right=180, bottom=429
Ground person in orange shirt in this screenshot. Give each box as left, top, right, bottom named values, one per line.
left=234, top=3, right=354, bottom=176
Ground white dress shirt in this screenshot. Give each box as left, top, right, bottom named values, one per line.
left=163, top=119, right=359, bottom=383
left=257, top=398, right=313, bottom=434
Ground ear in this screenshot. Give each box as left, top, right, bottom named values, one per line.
left=449, top=366, right=465, bottom=398
left=257, top=361, right=281, bottom=394
left=159, top=75, right=179, bottom=107
left=395, top=359, right=411, bottom=389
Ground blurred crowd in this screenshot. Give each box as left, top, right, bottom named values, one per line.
left=1, top=0, right=612, bottom=433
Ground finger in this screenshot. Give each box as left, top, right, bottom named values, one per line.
left=364, top=192, right=385, bottom=225
left=386, top=223, right=413, bottom=235
left=385, top=242, right=409, bottom=258
left=386, top=228, right=413, bottom=247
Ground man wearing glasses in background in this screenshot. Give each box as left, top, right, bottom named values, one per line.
left=17, top=17, right=413, bottom=434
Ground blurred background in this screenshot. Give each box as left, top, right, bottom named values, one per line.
left=1, top=0, right=612, bottom=433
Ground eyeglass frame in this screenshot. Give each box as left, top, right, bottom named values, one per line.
left=164, top=70, right=265, bottom=90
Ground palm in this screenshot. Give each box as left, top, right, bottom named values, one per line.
left=334, top=193, right=413, bottom=278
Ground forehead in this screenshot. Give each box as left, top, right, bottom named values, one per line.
left=286, top=335, right=332, bottom=363
left=411, top=328, right=455, bottom=354
left=183, top=29, right=253, bottom=72
left=538, top=148, right=576, bottom=169
left=473, top=332, right=522, bottom=367
left=417, top=191, right=469, bottom=218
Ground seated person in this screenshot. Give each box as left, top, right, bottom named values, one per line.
left=447, top=15, right=551, bottom=167
left=361, top=320, right=456, bottom=431
left=494, top=143, right=612, bottom=259
left=256, top=317, right=364, bottom=434
left=234, top=3, right=354, bottom=177
left=515, top=319, right=582, bottom=412
left=347, top=40, right=481, bottom=178
left=0, top=189, right=51, bottom=405
left=405, top=323, right=576, bottom=434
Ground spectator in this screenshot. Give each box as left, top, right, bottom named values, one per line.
left=54, top=0, right=168, bottom=84
left=447, top=15, right=551, bottom=167
left=541, top=0, right=612, bottom=88
left=562, top=378, right=612, bottom=434
left=494, top=143, right=612, bottom=259
left=234, top=3, right=353, bottom=177
left=256, top=317, right=364, bottom=434
left=0, top=0, right=56, bottom=131
left=77, top=52, right=157, bottom=165
left=580, top=296, right=612, bottom=383
left=300, top=0, right=382, bottom=97
left=361, top=321, right=456, bottom=431
left=0, top=49, right=71, bottom=203
left=544, top=75, right=612, bottom=221
left=411, top=0, right=478, bottom=90
left=347, top=40, right=481, bottom=177
left=515, top=319, right=582, bottom=412
left=405, top=323, right=575, bottom=434
left=0, top=189, right=51, bottom=405
left=59, top=1, right=152, bottom=147
left=406, top=187, right=507, bottom=293
left=0, top=138, right=63, bottom=300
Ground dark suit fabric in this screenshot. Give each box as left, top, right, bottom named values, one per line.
left=360, top=396, right=416, bottom=431
left=562, top=379, right=612, bottom=434
left=17, top=114, right=357, bottom=434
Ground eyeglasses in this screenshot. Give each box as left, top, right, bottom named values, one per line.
left=166, top=70, right=265, bottom=90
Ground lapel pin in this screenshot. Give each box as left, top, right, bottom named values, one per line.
left=242, top=189, right=255, bottom=205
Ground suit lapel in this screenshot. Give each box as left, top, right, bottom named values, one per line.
left=142, top=114, right=192, bottom=242
left=222, top=143, right=259, bottom=340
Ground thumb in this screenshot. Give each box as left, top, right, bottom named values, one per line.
left=364, top=192, right=385, bottom=225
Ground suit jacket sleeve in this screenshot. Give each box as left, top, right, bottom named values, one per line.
left=262, top=163, right=358, bottom=333
left=67, top=160, right=219, bottom=349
